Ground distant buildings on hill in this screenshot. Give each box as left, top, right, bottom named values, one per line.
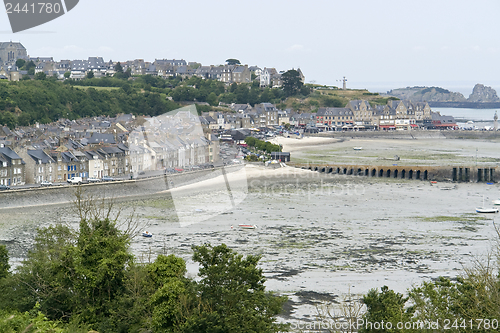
left=0, top=41, right=303, bottom=88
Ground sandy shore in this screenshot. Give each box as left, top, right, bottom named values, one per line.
left=270, top=136, right=340, bottom=153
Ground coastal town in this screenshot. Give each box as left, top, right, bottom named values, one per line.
left=0, top=41, right=493, bottom=188
left=2, top=2, right=500, bottom=331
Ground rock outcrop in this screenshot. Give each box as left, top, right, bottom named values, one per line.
left=467, top=84, right=500, bottom=103
left=386, top=86, right=467, bottom=103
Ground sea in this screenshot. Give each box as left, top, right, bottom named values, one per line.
left=432, top=107, right=498, bottom=129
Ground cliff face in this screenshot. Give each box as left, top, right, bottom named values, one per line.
left=387, top=86, right=466, bottom=102
left=468, top=84, right=500, bottom=102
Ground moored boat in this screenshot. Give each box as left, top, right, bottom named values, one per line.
left=476, top=207, right=499, bottom=213
left=476, top=196, right=499, bottom=213
left=142, top=231, right=153, bottom=237
left=238, top=224, right=257, bottom=229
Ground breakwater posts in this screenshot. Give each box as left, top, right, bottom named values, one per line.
left=290, top=163, right=497, bottom=183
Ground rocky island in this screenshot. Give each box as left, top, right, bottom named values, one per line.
left=387, top=83, right=500, bottom=108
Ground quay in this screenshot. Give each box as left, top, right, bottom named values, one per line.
left=290, top=163, right=497, bottom=183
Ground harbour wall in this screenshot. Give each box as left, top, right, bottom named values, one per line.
left=0, top=165, right=242, bottom=210
left=291, top=163, right=497, bottom=183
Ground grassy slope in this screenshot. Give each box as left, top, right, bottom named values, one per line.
left=281, top=87, right=398, bottom=113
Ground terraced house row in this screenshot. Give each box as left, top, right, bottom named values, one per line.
left=0, top=121, right=219, bottom=187
left=316, top=99, right=457, bottom=130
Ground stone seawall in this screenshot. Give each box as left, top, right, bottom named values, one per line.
left=0, top=165, right=243, bottom=210
left=291, top=163, right=497, bottom=183
left=307, top=131, right=500, bottom=140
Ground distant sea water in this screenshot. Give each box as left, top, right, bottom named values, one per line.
left=432, top=107, right=498, bottom=124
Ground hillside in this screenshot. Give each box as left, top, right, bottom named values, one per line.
left=280, top=87, right=398, bottom=113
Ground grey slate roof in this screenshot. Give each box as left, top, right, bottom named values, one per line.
left=316, top=107, right=353, bottom=117
left=27, top=149, right=55, bottom=164
left=88, top=133, right=116, bottom=144
left=0, top=147, right=23, bottom=162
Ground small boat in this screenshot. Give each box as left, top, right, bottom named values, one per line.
left=353, top=147, right=363, bottom=151
left=142, top=231, right=153, bottom=237
left=492, top=199, right=500, bottom=206
left=440, top=185, right=456, bottom=190
left=476, top=207, right=499, bottom=213
left=238, top=224, right=257, bottom=229
left=476, top=196, right=499, bottom=213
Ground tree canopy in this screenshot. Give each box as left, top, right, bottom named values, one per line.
left=225, top=58, right=241, bottom=65
left=281, top=69, right=304, bottom=97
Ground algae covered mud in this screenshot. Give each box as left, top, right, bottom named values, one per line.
left=1, top=162, right=499, bottom=322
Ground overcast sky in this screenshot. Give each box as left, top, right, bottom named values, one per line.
left=1, top=0, right=499, bottom=95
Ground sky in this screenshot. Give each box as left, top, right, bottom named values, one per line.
left=1, top=0, right=500, bottom=96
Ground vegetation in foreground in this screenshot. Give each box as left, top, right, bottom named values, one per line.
left=0, top=192, right=287, bottom=333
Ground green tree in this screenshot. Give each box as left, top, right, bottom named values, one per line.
left=17, top=112, right=31, bottom=126
left=0, top=245, right=9, bottom=280
left=86, top=71, right=94, bottom=79
left=281, top=69, right=304, bottom=97
left=64, top=71, right=71, bottom=79
left=13, top=225, right=77, bottom=317
left=206, top=92, right=218, bottom=106
left=225, top=58, right=241, bottom=65
left=74, top=217, right=133, bottom=324
left=124, top=68, right=132, bottom=78
left=35, top=72, right=47, bottom=80
left=186, top=244, right=287, bottom=333
left=2, top=112, right=16, bottom=129
left=114, top=62, right=123, bottom=73
left=360, top=286, right=415, bottom=333
left=25, top=60, right=36, bottom=72
left=15, top=58, right=26, bottom=69
left=149, top=255, right=190, bottom=331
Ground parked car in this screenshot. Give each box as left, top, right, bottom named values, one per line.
left=40, top=180, right=53, bottom=186
left=0, top=184, right=10, bottom=190
left=87, top=177, right=100, bottom=183
left=67, top=176, right=83, bottom=184
left=101, top=176, right=116, bottom=182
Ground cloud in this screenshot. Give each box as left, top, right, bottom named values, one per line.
left=286, top=44, right=309, bottom=52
